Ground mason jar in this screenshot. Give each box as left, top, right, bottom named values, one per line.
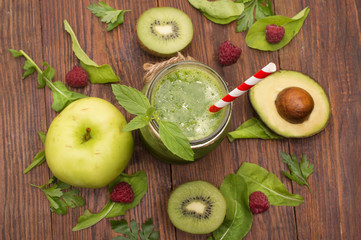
left=139, top=61, right=232, bottom=163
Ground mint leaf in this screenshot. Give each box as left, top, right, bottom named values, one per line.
left=88, top=1, right=130, bottom=31
left=111, top=218, right=159, bottom=240
left=31, top=177, right=85, bottom=215
left=111, top=84, right=151, bottom=115
left=281, top=151, right=314, bottom=193
left=9, top=49, right=87, bottom=112
left=158, top=120, right=194, bottom=161
left=237, top=162, right=304, bottom=206
left=63, top=20, right=120, bottom=83
left=73, top=171, right=147, bottom=231
left=245, top=7, right=310, bottom=51
left=227, top=117, right=282, bottom=141
left=122, top=115, right=150, bottom=132
left=236, top=0, right=274, bottom=32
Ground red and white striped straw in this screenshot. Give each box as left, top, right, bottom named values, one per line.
left=209, top=62, right=277, bottom=113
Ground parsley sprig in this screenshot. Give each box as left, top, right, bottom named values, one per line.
left=111, top=84, right=194, bottom=161
left=31, top=177, right=85, bottom=215
left=88, top=1, right=130, bottom=31
left=235, top=0, right=274, bottom=32
left=111, top=218, right=160, bottom=240
left=281, top=151, right=314, bottom=193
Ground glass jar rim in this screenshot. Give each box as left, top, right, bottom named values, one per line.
left=145, top=60, right=232, bottom=146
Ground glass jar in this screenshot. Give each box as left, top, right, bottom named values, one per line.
left=139, top=61, right=232, bottom=163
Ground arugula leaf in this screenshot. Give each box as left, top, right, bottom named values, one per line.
left=237, top=162, right=304, bottom=206
left=281, top=151, right=314, bottom=193
left=188, top=0, right=244, bottom=24
left=9, top=49, right=87, bottom=112
left=88, top=1, right=130, bottom=31
left=112, top=84, right=151, bottom=115
left=73, top=171, right=147, bottom=231
left=212, top=174, right=253, bottom=240
left=157, top=120, right=194, bottom=161
left=227, top=117, right=282, bottom=141
left=111, top=218, right=160, bottom=240
left=111, top=84, right=194, bottom=161
left=236, top=0, right=274, bottom=32
left=31, top=177, right=85, bottom=215
left=63, top=20, right=120, bottom=83
left=23, top=131, right=46, bottom=174
left=245, top=7, right=310, bottom=51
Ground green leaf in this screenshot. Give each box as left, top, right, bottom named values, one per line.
left=236, top=0, right=274, bottom=32
left=61, top=189, right=85, bottom=208
left=281, top=152, right=314, bottom=193
left=246, top=7, right=310, bottom=51
left=38, top=131, right=46, bottom=144
left=107, top=171, right=148, bottom=218
left=111, top=218, right=159, bottom=240
left=23, top=150, right=46, bottom=174
left=87, top=1, right=130, bottom=31
left=237, top=162, right=304, bottom=206
left=111, top=84, right=151, bottom=115
left=227, top=117, right=283, bottom=141
left=157, top=120, right=194, bottom=161
left=122, top=115, right=150, bottom=132
left=9, top=49, right=87, bottom=112
left=213, top=174, right=253, bottom=240
left=188, top=0, right=244, bottom=24
left=63, top=20, right=120, bottom=83
left=73, top=202, right=115, bottom=231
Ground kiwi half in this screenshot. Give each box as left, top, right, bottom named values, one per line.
left=136, top=7, right=194, bottom=57
left=167, top=181, right=226, bottom=234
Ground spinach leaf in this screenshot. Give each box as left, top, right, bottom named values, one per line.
left=227, top=117, right=283, bottom=141
left=73, top=171, right=147, bottom=231
left=9, top=49, right=87, bottom=112
left=64, top=20, right=120, bottom=83
left=212, top=174, right=253, bottom=240
left=246, top=7, right=310, bottom=51
left=237, top=162, right=304, bottom=206
left=188, top=0, right=244, bottom=24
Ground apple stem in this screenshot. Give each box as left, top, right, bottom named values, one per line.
left=82, top=128, right=92, bottom=143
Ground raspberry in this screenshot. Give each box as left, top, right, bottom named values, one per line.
left=217, top=40, right=242, bottom=66
left=249, top=191, right=270, bottom=214
left=265, top=24, right=285, bottom=44
left=110, top=182, right=134, bottom=203
left=65, top=66, right=89, bottom=88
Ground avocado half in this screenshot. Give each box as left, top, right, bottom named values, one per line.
left=249, top=70, right=331, bottom=138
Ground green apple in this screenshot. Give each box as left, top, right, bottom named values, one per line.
left=45, top=97, right=134, bottom=188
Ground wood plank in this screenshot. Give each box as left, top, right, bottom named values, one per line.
left=276, top=0, right=361, bottom=239
left=0, top=0, right=52, bottom=239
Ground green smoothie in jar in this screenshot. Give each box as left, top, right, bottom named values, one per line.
left=140, top=61, right=232, bottom=163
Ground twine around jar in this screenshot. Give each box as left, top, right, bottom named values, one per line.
left=143, top=52, right=196, bottom=84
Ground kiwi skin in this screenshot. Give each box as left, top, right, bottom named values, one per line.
left=167, top=180, right=227, bottom=234
left=136, top=7, right=194, bottom=57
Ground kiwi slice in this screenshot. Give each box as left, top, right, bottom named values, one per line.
left=136, top=7, right=194, bottom=57
left=167, top=180, right=226, bottom=234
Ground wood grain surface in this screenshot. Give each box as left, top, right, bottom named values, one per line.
left=1, top=0, right=360, bottom=239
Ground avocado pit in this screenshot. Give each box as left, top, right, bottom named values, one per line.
left=275, top=87, right=314, bottom=124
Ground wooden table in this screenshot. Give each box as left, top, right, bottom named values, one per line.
left=1, top=0, right=360, bottom=239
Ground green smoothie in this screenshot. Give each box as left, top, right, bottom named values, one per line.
left=151, top=67, right=226, bottom=141
left=140, top=61, right=231, bottom=163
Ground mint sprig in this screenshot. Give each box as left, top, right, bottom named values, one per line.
left=9, top=49, right=87, bottom=112
left=31, top=177, right=85, bottom=215
left=111, top=218, right=160, bottom=240
left=87, top=1, right=130, bottom=31
left=111, top=84, right=194, bottom=161
left=281, top=151, right=314, bottom=193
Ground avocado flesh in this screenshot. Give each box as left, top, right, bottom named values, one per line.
left=249, top=70, right=331, bottom=138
